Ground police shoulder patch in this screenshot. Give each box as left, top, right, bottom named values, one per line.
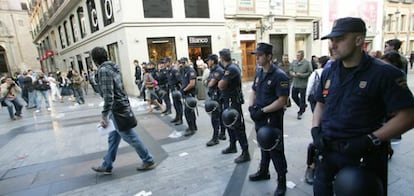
left=280, top=81, right=289, bottom=88
left=224, top=70, right=230, bottom=75
left=190, top=72, right=196, bottom=76
left=395, top=77, right=408, bottom=88
left=214, top=72, right=220, bottom=77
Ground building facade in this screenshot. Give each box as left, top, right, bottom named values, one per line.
left=29, top=0, right=226, bottom=95
left=224, top=0, right=323, bottom=81
left=383, top=0, right=414, bottom=56
left=0, top=0, right=38, bottom=75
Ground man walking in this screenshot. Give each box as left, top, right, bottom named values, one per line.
left=289, top=50, right=312, bottom=119
left=91, top=47, right=155, bottom=174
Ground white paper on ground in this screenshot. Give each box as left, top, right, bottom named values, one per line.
left=286, top=181, right=296, bottom=189
left=134, top=190, right=152, bottom=196
left=179, top=152, right=189, bottom=157
left=97, top=119, right=116, bottom=135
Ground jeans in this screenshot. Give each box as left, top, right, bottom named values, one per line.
left=102, top=114, right=154, bottom=170
left=3, top=97, right=24, bottom=118
left=292, top=87, right=307, bottom=114
left=73, top=88, right=85, bottom=104
left=28, top=91, right=36, bottom=108
left=36, top=90, right=50, bottom=110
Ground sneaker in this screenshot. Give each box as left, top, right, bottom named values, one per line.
left=91, top=166, right=112, bottom=175
left=136, top=161, right=156, bottom=171
left=35, top=110, right=40, bottom=113
left=305, top=167, right=315, bottom=185
left=297, top=113, right=302, bottom=120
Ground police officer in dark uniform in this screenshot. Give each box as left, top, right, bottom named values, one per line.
left=205, top=54, right=226, bottom=146
left=158, top=58, right=172, bottom=115
left=180, top=57, right=198, bottom=136
left=313, top=17, right=414, bottom=196
left=248, top=42, right=290, bottom=196
left=169, top=59, right=183, bottom=125
left=218, top=48, right=250, bottom=164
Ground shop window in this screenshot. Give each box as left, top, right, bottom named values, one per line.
left=64, top=21, right=72, bottom=46
left=77, top=7, right=87, bottom=38
left=58, top=26, right=66, bottom=49
left=143, top=0, right=172, bottom=18
left=107, top=42, right=119, bottom=64
left=70, top=15, right=78, bottom=43
left=86, top=0, right=99, bottom=33
left=101, top=0, right=114, bottom=26
left=184, top=0, right=209, bottom=18
left=147, top=37, right=177, bottom=63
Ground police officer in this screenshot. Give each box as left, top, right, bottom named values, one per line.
left=313, top=17, right=414, bottom=196
left=205, top=54, right=226, bottom=146
left=169, top=59, right=183, bottom=125
left=218, top=48, right=250, bottom=164
left=158, top=58, right=172, bottom=115
left=180, top=57, right=198, bottom=136
left=249, top=42, right=290, bottom=196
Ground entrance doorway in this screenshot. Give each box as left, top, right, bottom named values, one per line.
left=187, top=36, right=212, bottom=76
left=0, top=46, right=9, bottom=75
left=240, top=40, right=256, bottom=81
left=270, top=35, right=285, bottom=64
left=147, top=37, right=177, bottom=64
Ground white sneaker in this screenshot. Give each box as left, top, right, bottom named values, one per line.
left=47, top=108, right=51, bottom=111
left=35, top=110, right=40, bottom=113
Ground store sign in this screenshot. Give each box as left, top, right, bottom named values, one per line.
left=188, top=36, right=211, bottom=47
left=313, top=21, right=319, bottom=40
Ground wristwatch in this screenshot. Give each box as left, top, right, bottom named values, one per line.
left=367, top=133, right=381, bottom=146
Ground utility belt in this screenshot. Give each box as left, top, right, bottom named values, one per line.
left=324, top=138, right=385, bottom=154
left=169, top=83, right=181, bottom=91
left=159, top=84, right=168, bottom=89
left=221, top=93, right=244, bottom=105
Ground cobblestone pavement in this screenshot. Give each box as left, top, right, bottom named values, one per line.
left=0, top=70, right=413, bottom=196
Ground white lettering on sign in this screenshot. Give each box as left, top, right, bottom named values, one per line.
left=91, top=9, right=98, bottom=27
left=189, top=37, right=209, bottom=44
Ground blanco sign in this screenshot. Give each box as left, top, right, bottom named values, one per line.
left=189, top=37, right=209, bottom=44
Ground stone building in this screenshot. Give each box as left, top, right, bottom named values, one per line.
left=0, top=0, right=38, bottom=75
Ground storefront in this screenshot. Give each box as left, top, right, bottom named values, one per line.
left=147, top=37, right=177, bottom=64
left=187, top=35, right=212, bottom=75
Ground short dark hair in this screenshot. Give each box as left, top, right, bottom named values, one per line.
left=381, top=51, right=403, bottom=69
left=91, top=47, right=108, bottom=65
left=318, top=56, right=330, bottom=68
left=386, top=39, right=402, bottom=50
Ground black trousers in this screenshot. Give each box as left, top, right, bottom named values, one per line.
left=222, top=98, right=248, bottom=151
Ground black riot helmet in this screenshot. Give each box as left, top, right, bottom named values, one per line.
left=185, top=96, right=198, bottom=109
left=334, top=167, right=384, bottom=196
left=172, top=90, right=182, bottom=99
left=204, top=99, right=219, bottom=114
left=257, top=126, right=283, bottom=151
left=222, top=108, right=239, bottom=129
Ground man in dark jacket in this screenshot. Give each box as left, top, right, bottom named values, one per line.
left=91, top=47, right=156, bottom=174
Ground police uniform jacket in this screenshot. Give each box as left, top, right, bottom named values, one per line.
left=315, top=53, right=414, bottom=139
left=253, top=64, right=290, bottom=109
left=221, top=63, right=242, bottom=100
left=181, top=67, right=197, bottom=95
left=168, top=68, right=181, bottom=90
left=207, top=64, right=224, bottom=100
left=157, top=68, right=169, bottom=86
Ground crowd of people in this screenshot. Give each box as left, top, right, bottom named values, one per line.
left=0, top=67, right=100, bottom=120
left=2, top=16, right=414, bottom=196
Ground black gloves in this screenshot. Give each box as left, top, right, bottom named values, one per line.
left=339, top=135, right=376, bottom=158
left=311, top=127, right=326, bottom=151
left=249, top=105, right=266, bottom=122
left=311, top=126, right=378, bottom=158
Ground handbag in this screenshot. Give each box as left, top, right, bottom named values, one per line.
left=112, top=106, right=137, bottom=131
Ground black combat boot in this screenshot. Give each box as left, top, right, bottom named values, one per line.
left=218, top=132, right=226, bottom=140
left=234, top=150, right=251, bottom=163
left=183, top=128, right=195, bottom=137
left=206, top=137, right=219, bottom=146
left=170, top=117, right=178, bottom=123
left=249, top=167, right=271, bottom=181
left=174, top=118, right=183, bottom=125
left=222, top=145, right=237, bottom=154
left=274, top=175, right=286, bottom=196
